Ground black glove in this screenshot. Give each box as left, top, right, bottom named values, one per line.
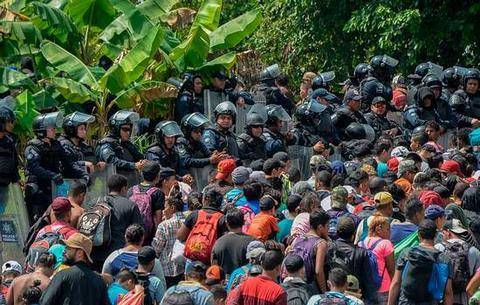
left=83, top=175, right=92, bottom=187
left=52, top=174, right=63, bottom=185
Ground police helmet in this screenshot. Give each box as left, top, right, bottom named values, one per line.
left=0, top=106, right=15, bottom=132
left=63, top=111, right=95, bottom=138
left=353, top=63, right=372, bottom=82
left=155, top=121, right=183, bottom=143
left=370, top=55, right=399, bottom=77
left=311, top=71, right=335, bottom=91
left=414, top=63, right=430, bottom=78
left=412, top=125, right=426, bottom=137
left=180, top=112, right=210, bottom=135
left=213, top=101, right=237, bottom=122
left=259, top=64, right=281, bottom=82
left=464, top=68, right=480, bottom=87
left=32, top=111, right=63, bottom=138
left=265, top=104, right=291, bottom=125
left=108, top=110, right=140, bottom=137
left=441, top=67, right=462, bottom=88
left=246, top=113, right=265, bottom=127
left=422, top=74, right=443, bottom=89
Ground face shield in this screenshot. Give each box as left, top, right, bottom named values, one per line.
left=157, top=121, right=184, bottom=137
left=111, top=110, right=140, bottom=125
left=265, top=64, right=281, bottom=79
left=319, top=71, right=335, bottom=83
left=267, top=105, right=291, bottom=122
left=184, top=112, right=211, bottom=130
left=248, top=104, right=268, bottom=124
left=382, top=55, right=399, bottom=68
left=65, top=111, right=95, bottom=125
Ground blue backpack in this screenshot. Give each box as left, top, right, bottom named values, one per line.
left=359, top=238, right=384, bottom=290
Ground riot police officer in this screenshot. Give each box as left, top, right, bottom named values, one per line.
left=25, top=112, right=84, bottom=222
left=450, top=68, right=480, bottom=128
left=407, top=62, right=431, bottom=86
left=202, top=101, right=239, bottom=159
left=59, top=111, right=98, bottom=178
left=237, top=112, right=267, bottom=164
left=95, top=110, right=146, bottom=179
left=361, top=55, right=398, bottom=109
left=174, top=73, right=204, bottom=124
left=251, top=64, right=295, bottom=114
left=178, top=112, right=227, bottom=170
left=209, top=71, right=254, bottom=107
left=364, top=96, right=401, bottom=139
left=0, top=106, right=19, bottom=187
left=263, top=104, right=293, bottom=157
left=370, top=54, right=398, bottom=85
left=311, top=71, right=335, bottom=91
left=146, top=120, right=185, bottom=175
left=441, top=67, right=463, bottom=101
left=331, top=89, right=367, bottom=140
left=350, top=63, right=373, bottom=88
left=310, top=88, right=339, bottom=115
left=422, top=74, right=457, bottom=129
left=403, top=87, right=444, bottom=130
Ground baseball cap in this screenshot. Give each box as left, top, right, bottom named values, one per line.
left=2, top=261, right=21, bottom=274
left=273, top=151, right=289, bottom=163
left=142, top=161, right=160, bottom=179
left=259, top=195, right=276, bottom=210
left=284, top=254, right=304, bottom=273
left=425, top=204, right=451, bottom=220
left=249, top=171, right=271, bottom=186
left=331, top=186, right=348, bottom=209
left=246, top=241, right=266, bottom=260
left=205, top=265, right=225, bottom=286
left=63, top=233, right=93, bottom=264
left=344, top=89, right=363, bottom=102
left=263, top=158, right=285, bottom=174
left=440, top=160, right=464, bottom=177
left=397, top=159, right=417, bottom=178
left=391, top=146, right=409, bottom=158
left=374, top=192, right=393, bottom=206
left=444, top=219, right=468, bottom=235
left=371, top=96, right=387, bottom=105
left=215, top=159, right=236, bottom=180
left=387, top=157, right=400, bottom=172
left=158, top=167, right=175, bottom=181
left=232, top=166, right=252, bottom=185
left=418, top=190, right=443, bottom=208
left=185, top=260, right=207, bottom=275
left=369, top=177, right=387, bottom=191
left=311, top=88, right=337, bottom=101
left=138, top=246, right=156, bottom=264
left=51, top=197, right=73, bottom=214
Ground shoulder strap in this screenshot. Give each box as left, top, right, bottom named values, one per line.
left=146, top=186, right=159, bottom=196
left=369, top=238, right=383, bottom=251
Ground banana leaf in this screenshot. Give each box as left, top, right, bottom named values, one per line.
left=112, top=80, right=177, bottom=108
left=138, top=0, right=179, bottom=22
left=13, top=90, right=40, bottom=134
left=40, top=40, right=98, bottom=88
left=32, top=87, right=59, bottom=110
left=99, top=26, right=165, bottom=94
left=193, top=0, right=222, bottom=32
left=30, top=2, right=77, bottom=33
left=0, top=66, right=34, bottom=88
left=196, top=51, right=236, bottom=74
left=0, top=21, right=43, bottom=45
left=50, top=77, right=96, bottom=104
left=66, top=0, right=115, bottom=30
left=209, top=9, right=262, bottom=51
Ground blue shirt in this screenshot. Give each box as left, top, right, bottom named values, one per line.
left=163, top=281, right=214, bottom=305
left=107, top=282, right=128, bottom=305
left=276, top=219, right=293, bottom=243
left=390, top=222, right=418, bottom=245
left=245, top=199, right=260, bottom=215
left=226, top=263, right=252, bottom=292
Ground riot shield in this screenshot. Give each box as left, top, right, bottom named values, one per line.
left=85, top=164, right=117, bottom=207
left=190, top=165, right=215, bottom=192
left=0, top=184, right=30, bottom=265
left=288, top=145, right=313, bottom=180
left=236, top=103, right=253, bottom=135
left=203, top=89, right=227, bottom=122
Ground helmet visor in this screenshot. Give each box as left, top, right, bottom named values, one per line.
left=268, top=105, right=291, bottom=122
left=320, top=71, right=335, bottom=83
left=307, top=99, right=327, bottom=114
left=248, top=104, right=268, bottom=123
left=185, top=112, right=211, bottom=129
left=66, top=111, right=95, bottom=125
left=427, top=62, right=443, bottom=78
left=453, top=66, right=468, bottom=78
left=159, top=121, right=183, bottom=137
left=43, top=111, right=64, bottom=128
left=382, top=55, right=399, bottom=68
left=112, top=110, right=140, bottom=124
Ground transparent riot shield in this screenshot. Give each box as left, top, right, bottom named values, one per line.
left=190, top=165, right=215, bottom=192
left=85, top=164, right=117, bottom=207
left=287, top=145, right=302, bottom=176
left=299, top=146, right=314, bottom=180
left=0, top=184, right=30, bottom=265
left=438, top=130, right=454, bottom=151
left=203, top=89, right=227, bottom=122
left=51, top=179, right=79, bottom=199
left=235, top=103, right=253, bottom=135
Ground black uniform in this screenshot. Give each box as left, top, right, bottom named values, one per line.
left=177, top=136, right=211, bottom=170
left=0, top=133, right=19, bottom=186
left=95, top=135, right=143, bottom=176
left=202, top=126, right=239, bottom=159
left=252, top=85, right=295, bottom=115
left=331, top=107, right=367, bottom=140
left=360, top=77, right=391, bottom=112
left=237, top=132, right=266, bottom=164
left=145, top=143, right=184, bottom=175
left=174, top=91, right=204, bottom=124
left=364, top=112, right=401, bottom=139
left=58, top=135, right=93, bottom=179
left=450, top=90, right=480, bottom=128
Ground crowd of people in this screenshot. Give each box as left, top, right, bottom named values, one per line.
left=1, top=55, right=480, bottom=305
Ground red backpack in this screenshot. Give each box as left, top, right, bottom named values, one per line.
left=184, top=210, right=222, bottom=264
left=129, top=185, right=158, bottom=238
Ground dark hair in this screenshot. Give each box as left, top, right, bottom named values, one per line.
left=315, top=171, right=332, bottom=188
left=187, top=192, right=202, bottom=211
left=331, top=175, right=345, bottom=188
left=453, top=183, right=469, bottom=199
left=310, top=210, right=330, bottom=230
left=287, top=194, right=302, bottom=213
left=425, top=120, right=440, bottom=131
left=265, top=189, right=282, bottom=207
left=336, top=217, right=355, bottom=240
left=166, top=187, right=185, bottom=213
left=22, top=280, right=42, bottom=305
left=226, top=208, right=245, bottom=229
left=260, top=196, right=276, bottom=211
left=107, top=174, right=128, bottom=193
left=434, top=185, right=450, bottom=199
left=328, top=268, right=348, bottom=287
left=210, top=284, right=227, bottom=301
left=387, top=183, right=406, bottom=203
left=288, top=167, right=301, bottom=183
left=204, top=186, right=224, bottom=209
left=373, top=139, right=392, bottom=156
left=298, top=192, right=321, bottom=213
left=418, top=219, right=437, bottom=240
left=261, top=249, right=284, bottom=271
left=36, top=253, right=56, bottom=269
left=462, top=187, right=480, bottom=213
left=243, top=181, right=263, bottom=201
left=263, top=158, right=284, bottom=175
left=411, top=133, right=429, bottom=146
left=117, top=269, right=138, bottom=284
left=68, top=181, right=87, bottom=197
left=426, top=168, right=443, bottom=183
left=276, top=74, right=289, bottom=87
left=405, top=198, right=424, bottom=220
left=125, top=224, right=145, bottom=244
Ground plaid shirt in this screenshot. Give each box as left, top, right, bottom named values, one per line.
left=152, top=212, right=185, bottom=277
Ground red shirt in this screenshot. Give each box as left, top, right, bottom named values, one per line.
left=230, top=275, right=287, bottom=305
left=36, top=220, right=78, bottom=240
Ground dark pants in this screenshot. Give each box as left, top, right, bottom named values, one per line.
left=25, top=189, right=51, bottom=225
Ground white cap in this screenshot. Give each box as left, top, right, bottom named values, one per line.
left=2, top=261, right=22, bottom=274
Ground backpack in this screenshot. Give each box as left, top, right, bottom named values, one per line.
left=358, top=238, right=383, bottom=290
left=238, top=205, right=255, bottom=234
left=284, top=235, right=322, bottom=283
left=394, top=230, right=419, bottom=259
left=129, top=185, right=158, bottom=236
left=327, top=211, right=350, bottom=240
left=228, top=265, right=250, bottom=291
left=313, top=293, right=349, bottom=305
left=25, top=225, right=72, bottom=272
left=77, top=196, right=112, bottom=248
left=161, top=287, right=194, bottom=305
left=184, top=210, right=222, bottom=264
left=222, top=192, right=244, bottom=213
left=441, top=241, right=470, bottom=293
left=23, top=208, right=51, bottom=256
left=327, top=241, right=355, bottom=275
left=136, top=273, right=154, bottom=305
